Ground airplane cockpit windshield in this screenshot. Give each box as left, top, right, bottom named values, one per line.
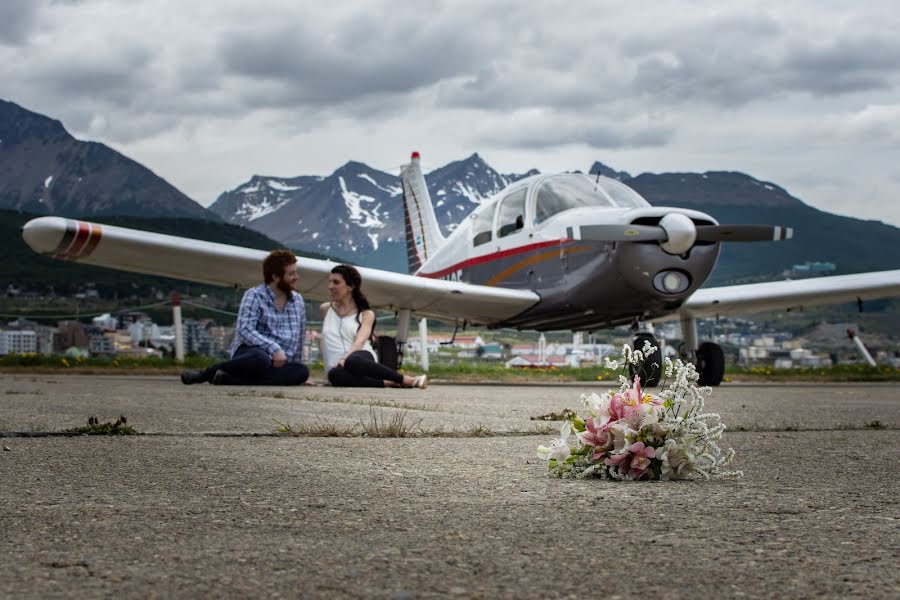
left=534, top=174, right=647, bottom=224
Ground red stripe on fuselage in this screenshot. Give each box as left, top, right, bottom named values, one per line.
left=64, top=221, right=91, bottom=259
left=417, top=239, right=573, bottom=279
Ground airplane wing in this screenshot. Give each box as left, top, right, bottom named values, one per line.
left=21, top=217, right=539, bottom=324
left=674, top=269, right=900, bottom=319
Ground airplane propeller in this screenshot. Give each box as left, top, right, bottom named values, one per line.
left=580, top=214, right=793, bottom=255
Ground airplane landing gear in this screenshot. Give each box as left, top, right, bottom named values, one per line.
left=631, top=333, right=662, bottom=387
left=695, top=341, right=725, bottom=387
left=679, top=314, right=725, bottom=386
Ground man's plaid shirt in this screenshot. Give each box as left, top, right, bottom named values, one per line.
left=229, top=284, right=307, bottom=362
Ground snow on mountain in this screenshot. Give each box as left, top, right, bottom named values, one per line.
left=207, top=154, right=523, bottom=262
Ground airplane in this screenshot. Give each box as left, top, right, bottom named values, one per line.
left=20, top=151, right=900, bottom=386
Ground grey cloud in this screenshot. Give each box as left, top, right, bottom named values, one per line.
left=628, top=13, right=900, bottom=107
left=0, top=0, right=43, bottom=45
left=475, top=114, right=674, bottom=150
left=218, top=13, right=491, bottom=109
left=779, top=36, right=900, bottom=96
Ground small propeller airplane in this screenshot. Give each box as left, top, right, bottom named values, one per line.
left=21, top=152, right=900, bottom=385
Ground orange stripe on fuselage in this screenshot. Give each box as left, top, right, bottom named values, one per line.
left=419, top=239, right=574, bottom=280
left=80, top=224, right=103, bottom=259
left=485, top=245, right=593, bottom=286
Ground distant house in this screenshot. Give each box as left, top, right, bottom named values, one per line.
left=0, top=330, right=37, bottom=355
left=510, top=344, right=536, bottom=356
left=451, top=335, right=484, bottom=350
left=92, top=313, right=118, bottom=331
left=478, top=343, right=504, bottom=360
left=89, top=334, right=115, bottom=356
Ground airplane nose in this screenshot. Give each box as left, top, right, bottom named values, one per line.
left=659, top=213, right=696, bottom=255
left=22, top=217, right=69, bottom=255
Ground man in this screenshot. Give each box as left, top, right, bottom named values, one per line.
left=181, top=250, right=309, bottom=386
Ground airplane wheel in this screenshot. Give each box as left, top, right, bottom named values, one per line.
left=631, top=334, right=662, bottom=387
left=696, top=342, right=725, bottom=387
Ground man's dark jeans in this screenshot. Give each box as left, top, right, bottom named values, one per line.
left=206, top=344, right=309, bottom=385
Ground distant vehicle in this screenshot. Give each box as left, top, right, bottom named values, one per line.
left=22, top=152, right=900, bottom=386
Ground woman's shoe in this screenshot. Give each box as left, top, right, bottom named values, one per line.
left=412, top=374, right=428, bottom=389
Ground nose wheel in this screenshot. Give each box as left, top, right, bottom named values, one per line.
left=631, top=333, right=662, bottom=387
left=695, top=341, right=725, bottom=386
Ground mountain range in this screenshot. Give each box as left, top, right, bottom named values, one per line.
left=3, top=98, right=900, bottom=286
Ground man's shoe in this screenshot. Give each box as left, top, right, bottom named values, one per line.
left=212, top=370, right=239, bottom=386
left=180, top=369, right=207, bottom=385
left=412, top=374, right=429, bottom=389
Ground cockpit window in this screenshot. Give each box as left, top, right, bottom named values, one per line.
left=534, top=174, right=647, bottom=224
left=472, top=204, right=494, bottom=246
left=496, top=188, right=527, bottom=238
left=594, top=177, right=646, bottom=209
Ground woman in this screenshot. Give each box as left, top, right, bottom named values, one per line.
left=321, top=264, right=428, bottom=388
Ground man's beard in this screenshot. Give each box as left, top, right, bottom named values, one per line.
left=277, top=278, right=295, bottom=295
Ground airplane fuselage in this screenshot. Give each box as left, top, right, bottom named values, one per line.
left=414, top=173, right=721, bottom=331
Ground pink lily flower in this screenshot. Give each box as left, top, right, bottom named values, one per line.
left=582, top=416, right=613, bottom=460
left=604, top=450, right=632, bottom=470
left=627, top=442, right=657, bottom=478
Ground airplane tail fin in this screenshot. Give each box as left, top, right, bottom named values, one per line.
left=400, top=151, right=446, bottom=273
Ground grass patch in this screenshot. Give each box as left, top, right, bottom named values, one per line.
left=2, top=352, right=899, bottom=382
left=359, top=408, right=422, bottom=438
left=275, top=409, right=423, bottom=438
left=726, top=364, right=900, bottom=382
left=274, top=417, right=356, bottom=437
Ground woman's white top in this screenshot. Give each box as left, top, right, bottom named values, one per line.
left=321, top=305, right=376, bottom=372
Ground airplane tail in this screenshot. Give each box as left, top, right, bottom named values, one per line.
left=400, top=151, right=446, bottom=273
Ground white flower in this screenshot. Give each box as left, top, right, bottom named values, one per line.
left=537, top=422, right=572, bottom=464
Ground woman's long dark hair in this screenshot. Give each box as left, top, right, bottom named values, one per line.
left=331, top=264, right=373, bottom=330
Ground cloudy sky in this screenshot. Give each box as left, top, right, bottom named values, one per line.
left=3, top=0, right=900, bottom=226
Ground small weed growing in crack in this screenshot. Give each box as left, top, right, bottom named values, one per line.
left=531, top=408, right=577, bottom=422
left=359, top=408, right=422, bottom=438
left=274, top=417, right=357, bottom=437
left=66, top=416, right=137, bottom=435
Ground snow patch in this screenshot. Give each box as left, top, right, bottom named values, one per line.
left=436, top=200, right=445, bottom=207
left=368, top=232, right=380, bottom=250
left=357, top=173, right=402, bottom=197
left=453, top=181, right=485, bottom=204
left=339, top=176, right=385, bottom=230
left=312, top=232, right=320, bottom=240
left=764, top=184, right=774, bottom=190
left=236, top=197, right=291, bottom=221
left=267, top=180, right=302, bottom=191
left=44, top=175, right=53, bottom=188
left=241, top=183, right=261, bottom=194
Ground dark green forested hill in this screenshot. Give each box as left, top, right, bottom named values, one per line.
left=0, top=210, right=328, bottom=298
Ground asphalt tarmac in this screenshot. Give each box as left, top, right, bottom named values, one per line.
left=1, top=374, right=898, bottom=598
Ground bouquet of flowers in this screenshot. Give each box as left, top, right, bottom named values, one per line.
left=537, top=341, right=742, bottom=481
